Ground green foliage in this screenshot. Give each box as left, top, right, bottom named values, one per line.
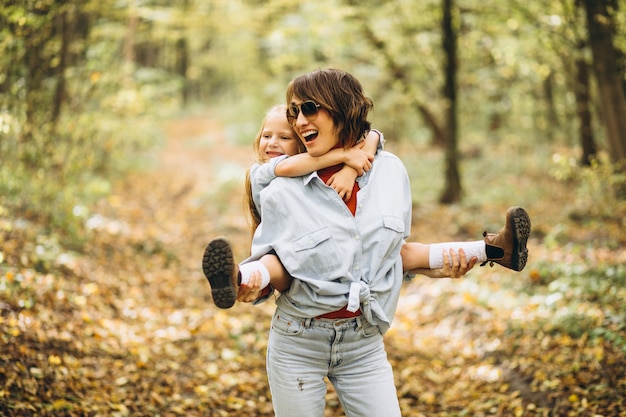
left=527, top=257, right=626, bottom=352
left=1, top=0, right=625, bottom=246
left=551, top=152, right=626, bottom=227
left=0, top=80, right=168, bottom=245
left=593, top=327, right=626, bottom=355
left=0, top=1, right=176, bottom=246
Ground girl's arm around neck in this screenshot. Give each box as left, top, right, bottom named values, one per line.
left=273, top=129, right=381, bottom=177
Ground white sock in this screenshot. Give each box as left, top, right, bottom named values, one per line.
left=428, top=241, right=487, bottom=268
left=239, top=261, right=271, bottom=288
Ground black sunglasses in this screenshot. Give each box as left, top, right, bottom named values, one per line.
left=287, top=101, right=321, bottom=122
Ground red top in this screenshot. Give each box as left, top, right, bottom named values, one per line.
left=316, top=164, right=362, bottom=319
left=317, top=165, right=359, bottom=216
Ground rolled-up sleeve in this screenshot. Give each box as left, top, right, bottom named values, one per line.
left=249, top=156, right=288, bottom=213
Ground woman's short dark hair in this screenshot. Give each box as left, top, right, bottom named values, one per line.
left=286, top=68, right=373, bottom=148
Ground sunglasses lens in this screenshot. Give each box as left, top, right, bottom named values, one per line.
left=301, top=101, right=319, bottom=117
left=288, top=105, right=299, bottom=120
left=287, top=101, right=320, bottom=122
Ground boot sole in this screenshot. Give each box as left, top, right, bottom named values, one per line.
left=202, top=237, right=237, bottom=309
left=509, top=207, right=531, bottom=271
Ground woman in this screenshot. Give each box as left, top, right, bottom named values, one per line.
left=241, top=68, right=474, bottom=416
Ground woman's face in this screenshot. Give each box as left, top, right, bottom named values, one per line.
left=290, top=97, right=339, bottom=157
left=259, top=111, right=302, bottom=162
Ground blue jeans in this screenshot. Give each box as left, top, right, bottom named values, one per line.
left=266, top=309, right=401, bottom=417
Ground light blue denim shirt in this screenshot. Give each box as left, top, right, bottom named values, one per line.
left=249, top=155, right=288, bottom=215
left=243, top=149, right=411, bottom=334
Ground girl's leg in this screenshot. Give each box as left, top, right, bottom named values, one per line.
left=402, top=206, right=531, bottom=272
left=400, top=242, right=430, bottom=271
left=202, top=237, right=238, bottom=309
left=202, top=238, right=292, bottom=308
left=427, top=240, right=487, bottom=268
left=400, top=240, right=486, bottom=270
left=257, top=253, right=292, bottom=292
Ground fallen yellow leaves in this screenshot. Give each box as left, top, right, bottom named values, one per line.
left=1, top=116, right=625, bottom=417
left=48, top=355, right=62, bottom=366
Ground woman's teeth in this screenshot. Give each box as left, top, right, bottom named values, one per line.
left=302, top=131, right=318, bottom=142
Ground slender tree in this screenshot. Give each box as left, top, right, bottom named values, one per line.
left=343, top=0, right=447, bottom=148
left=343, top=0, right=461, bottom=203
left=582, top=0, right=626, bottom=164
left=439, top=0, right=462, bottom=203
left=52, top=4, right=70, bottom=125
left=574, top=47, right=597, bottom=165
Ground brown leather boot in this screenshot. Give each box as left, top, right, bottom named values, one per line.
left=481, top=207, right=531, bottom=271
left=202, top=237, right=240, bottom=309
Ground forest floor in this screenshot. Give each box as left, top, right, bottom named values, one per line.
left=1, top=114, right=626, bottom=416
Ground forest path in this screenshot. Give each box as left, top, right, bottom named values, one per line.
left=3, top=113, right=624, bottom=417
left=80, top=114, right=623, bottom=416
left=118, top=113, right=523, bottom=416
left=82, top=114, right=280, bottom=415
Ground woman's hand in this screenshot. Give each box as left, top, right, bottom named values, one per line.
left=236, top=270, right=263, bottom=303
left=411, top=248, right=477, bottom=279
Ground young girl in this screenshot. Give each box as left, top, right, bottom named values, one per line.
left=203, top=105, right=530, bottom=309
left=203, top=105, right=383, bottom=308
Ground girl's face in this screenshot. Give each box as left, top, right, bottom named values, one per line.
left=259, top=111, right=302, bottom=161
left=290, top=97, right=339, bottom=157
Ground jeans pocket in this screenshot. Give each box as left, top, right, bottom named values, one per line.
left=271, top=313, right=304, bottom=336
left=358, top=320, right=381, bottom=338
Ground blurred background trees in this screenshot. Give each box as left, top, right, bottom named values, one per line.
left=2, top=4, right=624, bottom=415
left=1, top=0, right=625, bottom=242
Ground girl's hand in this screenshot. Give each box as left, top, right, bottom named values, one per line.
left=328, top=166, right=358, bottom=201
left=343, top=146, right=373, bottom=175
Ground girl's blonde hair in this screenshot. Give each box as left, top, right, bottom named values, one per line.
left=245, top=105, right=305, bottom=239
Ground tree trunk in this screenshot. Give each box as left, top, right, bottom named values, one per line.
left=124, top=2, right=138, bottom=67
left=543, top=71, right=557, bottom=142
left=52, top=6, right=70, bottom=125
left=583, top=0, right=626, bottom=163
left=574, top=54, right=597, bottom=165
left=23, top=22, right=46, bottom=164
left=344, top=0, right=447, bottom=147
left=439, top=0, right=462, bottom=204
left=176, top=37, right=189, bottom=105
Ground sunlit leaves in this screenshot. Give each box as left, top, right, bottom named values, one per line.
left=1, top=1, right=626, bottom=415
left=3, top=124, right=626, bottom=416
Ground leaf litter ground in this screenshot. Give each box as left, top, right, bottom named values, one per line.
left=1, top=115, right=625, bottom=416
